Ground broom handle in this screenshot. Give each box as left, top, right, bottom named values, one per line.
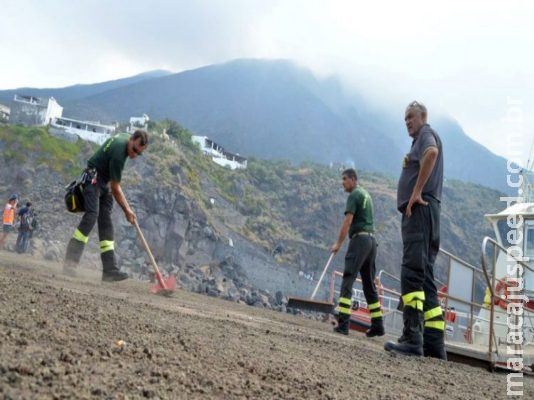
left=310, top=252, right=335, bottom=300
left=134, top=219, right=166, bottom=287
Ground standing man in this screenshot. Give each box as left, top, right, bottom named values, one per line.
left=0, top=194, right=18, bottom=250
left=64, top=130, right=148, bottom=282
left=384, top=101, right=446, bottom=359
left=331, top=168, right=384, bottom=337
left=16, top=201, right=33, bottom=253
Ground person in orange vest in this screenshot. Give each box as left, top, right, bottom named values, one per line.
left=0, top=194, right=18, bottom=250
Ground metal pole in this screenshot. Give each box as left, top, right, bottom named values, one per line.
left=445, top=255, right=451, bottom=320
left=470, top=268, right=475, bottom=344
left=489, top=244, right=497, bottom=356
left=515, top=254, right=522, bottom=358
left=311, top=253, right=335, bottom=300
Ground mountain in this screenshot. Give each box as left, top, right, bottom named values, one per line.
left=0, top=70, right=172, bottom=104
left=432, top=117, right=513, bottom=192
left=0, top=59, right=512, bottom=193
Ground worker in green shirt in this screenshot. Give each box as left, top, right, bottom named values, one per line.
left=331, top=168, right=384, bottom=337
left=63, top=130, right=148, bottom=281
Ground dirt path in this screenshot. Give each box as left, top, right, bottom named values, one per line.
left=0, top=252, right=531, bottom=399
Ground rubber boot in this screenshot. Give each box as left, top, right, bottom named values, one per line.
left=423, top=327, right=447, bottom=360
left=63, top=239, right=85, bottom=277
left=102, top=270, right=129, bottom=282
left=397, top=334, right=408, bottom=343
left=384, top=307, right=423, bottom=356
left=366, top=317, right=385, bottom=337
left=101, top=251, right=128, bottom=282
left=333, top=313, right=350, bottom=335
left=63, top=262, right=77, bottom=277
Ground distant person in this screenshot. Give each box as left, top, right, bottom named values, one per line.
left=384, top=101, right=446, bottom=359
left=63, top=130, right=149, bottom=281
left=29, top=211, right=39, bottom=238
left=330, top=168, right=384, bottom=337
left=16, top=201, right=34, bottom=254
left=0, top=194, right=18, bottom=250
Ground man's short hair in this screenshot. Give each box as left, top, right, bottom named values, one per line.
left=406, top=100, right=427, bottom=115
left=132, top=129, right=149, bottom=146
left=342, top=168, right=358, bottom=181
left=26, top=201, right=32, bottom=207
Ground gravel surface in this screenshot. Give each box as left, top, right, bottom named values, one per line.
left=0, top=251, right=531, bottom=399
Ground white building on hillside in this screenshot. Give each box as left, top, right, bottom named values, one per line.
left=128, top=114, right=149, bottom=132
left=10, top=95, right=63, bottom=126
left=192, top=135, right=247, bottom=170
left=50, top=117, right=115, bottom=145
left=0, top=103, right=9, bottom=122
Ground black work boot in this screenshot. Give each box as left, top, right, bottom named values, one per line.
left=397, top=334, right=408, bottom=343
left=63, top=262, right=77, bottom=277
left=366, top=317, right=385, bottom=337
left=333, top=313, right=350, bottom=335
left=423, top=327, right=447, bottom=360
left=101, top=251, right=128, bottom=282
left=63, top=239, right=84, bottom=277
left=384, top=307, right=423, bottom=356
left=102, top=270, right=129, bottom=282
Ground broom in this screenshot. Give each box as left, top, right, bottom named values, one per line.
left=286, top=252, right=335, bottom=313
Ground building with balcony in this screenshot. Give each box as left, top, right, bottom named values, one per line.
left=9, top=95, right=63, bottom=126
left=192, top=135, right=247, bottom=170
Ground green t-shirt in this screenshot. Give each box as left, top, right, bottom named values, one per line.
left=88, top=133, right=129, bottom=183
left=345, top=186, right=374, bottom=237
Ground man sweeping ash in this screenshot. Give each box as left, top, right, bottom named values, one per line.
left=330, top=168, right=384, bottom=337
left=63, top=130, right=148, bottom=281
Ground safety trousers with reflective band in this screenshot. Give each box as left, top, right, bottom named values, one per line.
left=100, top=240, right=114, bottom=253
left=65, top=179, right=118, bottom=273
left=73, top=228, right=89, bottom=244
left=336, top=297, right=353, bottom=315
left=339, top=235, right=381, bottom=318
left=424, top=305, right=445, bottom=331
left=402, top=291, right=425, bottom=311
left=400, top=200, right=443, bottom=326
left=367, top=301, right=382, bottom=319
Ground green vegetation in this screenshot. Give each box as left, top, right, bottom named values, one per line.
left=0, top=125, right=93, bottom=176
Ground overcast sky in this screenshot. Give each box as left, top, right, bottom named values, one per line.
left=1, top=0, right=533, bottom=165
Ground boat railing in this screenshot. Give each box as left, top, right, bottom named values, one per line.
left=480, top=236, right=534, bottom=359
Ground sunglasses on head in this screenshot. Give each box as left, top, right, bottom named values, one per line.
left=407, top=101, right=427, bottom=114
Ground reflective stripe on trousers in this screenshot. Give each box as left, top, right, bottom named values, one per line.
left=368, top=301, right=382, bottom=319
left=336, top=296, right=352, bottom=315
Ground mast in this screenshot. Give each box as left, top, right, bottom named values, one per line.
left=522, top=140, right=534, bottom=204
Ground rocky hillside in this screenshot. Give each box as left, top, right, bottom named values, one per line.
left=0, top=123, right=503, bottom=307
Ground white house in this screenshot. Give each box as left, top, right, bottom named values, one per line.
left=192, top=135, right=247, bottom=170
left=10, top=95, right=63, bottom=126
left=0, top=103, right=9, bottom=122
left=128, top=114, right=149, bottom=132
left=50, top=117, right=115, bottom=145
